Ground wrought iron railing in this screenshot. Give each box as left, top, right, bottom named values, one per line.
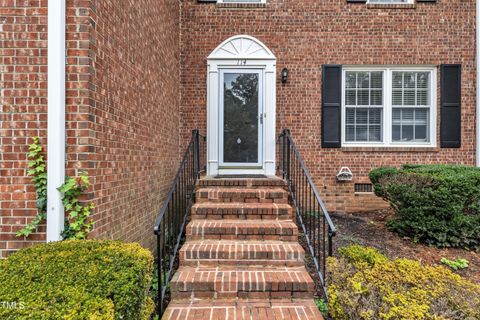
left=278, top=128, right=336, bottom=298
left=153, top=129, right=205, bottom=315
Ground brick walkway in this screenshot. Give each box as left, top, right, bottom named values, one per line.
left=162, top=177, right=324, bottom=320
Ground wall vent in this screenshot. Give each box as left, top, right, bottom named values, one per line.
left=354, top=183, right=373, bottom=193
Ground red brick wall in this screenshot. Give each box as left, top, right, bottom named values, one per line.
left=179, top=0, right=476, bottom=213
left=83, top=0, right=181, bottom=250
left=0, top=1, right=48, bottom=258
left=0, top=0, right=181, bottom=256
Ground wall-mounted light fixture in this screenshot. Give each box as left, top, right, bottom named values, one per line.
left=281, top=68, right=289, bottom=84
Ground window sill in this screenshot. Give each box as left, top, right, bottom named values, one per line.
left=217, top=2, right=266, bottom=8
left=341, top=146, right=439, bottom=152
left=367, top=3, right=416, bottom=9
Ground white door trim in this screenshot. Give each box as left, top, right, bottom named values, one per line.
left=207, top=35, right=276, bottom=176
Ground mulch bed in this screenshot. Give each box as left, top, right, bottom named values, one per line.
left=330, top=209, right=480, bottom=283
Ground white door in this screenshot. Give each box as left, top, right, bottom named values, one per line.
left=219, top=69, right=263, bottom=169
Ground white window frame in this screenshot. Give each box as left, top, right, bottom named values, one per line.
left=367, top=0, right=414, bottom=4
left=341, top=66, right=437, bottom=148
left=217, top=0, right=265, bottom=4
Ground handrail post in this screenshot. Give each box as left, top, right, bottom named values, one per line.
left=328, top=228, right=333, bottom=257
left=192, top=129, right=199, bottom=179
left=157, top=234, right=163, bottom=315
left=282, top=129, right=286, bottom=179
left=285, top=129, right=291, bottom=182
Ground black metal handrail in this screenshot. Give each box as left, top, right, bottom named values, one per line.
left=279, top=128, right=336, bottom=298
left=153, top=129, right=205, bottom=315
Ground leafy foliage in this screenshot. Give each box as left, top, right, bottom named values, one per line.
left=17, top=137, right=47, bottom=237
left=314, top=298, right=328, bottom=317
left=59, top=174, right=94, bottom=240
left=440, top=257, right=469, bottom=271
left=18, top=137, right=95, bottom=240
left=328, top=245, right=480, bottom=320
left=0, top=240, right=154, bottom=320
left=369, top=164, right=480, bottom=248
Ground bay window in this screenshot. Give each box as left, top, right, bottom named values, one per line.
left=342, top=67, right=436, bottom=147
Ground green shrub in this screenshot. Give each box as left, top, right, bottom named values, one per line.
left=0, top=240, right=154, bottom=320
left=369, top=164, right=480, bottom=248
left=328, top=245, right=480, bottom=320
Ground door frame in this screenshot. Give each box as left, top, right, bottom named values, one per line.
left=218, top=68, right=264, bottom=169
left=206, top=35, right=277, bottom=176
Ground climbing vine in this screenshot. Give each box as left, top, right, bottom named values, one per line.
left=59, top=174, right=94, bottom=240
left=18, top=136, right=94, bottom=240
left=17, top=137, right=47, bottom=237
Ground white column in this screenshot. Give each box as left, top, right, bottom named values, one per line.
left=47, top=0, right=66, bottom=241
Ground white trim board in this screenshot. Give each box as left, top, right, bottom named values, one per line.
left=47, top=0, right=66, bottom=241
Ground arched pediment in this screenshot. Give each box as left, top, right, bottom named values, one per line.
left=208, top=35, right=276, bottom=60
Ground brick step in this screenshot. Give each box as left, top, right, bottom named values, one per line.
left=196, top=187, right=288, bottom=204
left=191, top=202, right=294, bottom=221
left=162, top=299, right=324, bottom=320
left=170, top=266, right=315, bottom=300
left=179, top=240, right=305, bottom=267
left=198, top=177, right=286, bottom=188
left=186, top=220, right=298, bottom=241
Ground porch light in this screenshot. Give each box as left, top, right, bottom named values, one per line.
left=281, top=68, right=289, bottom=83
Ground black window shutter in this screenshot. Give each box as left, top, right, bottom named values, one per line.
left=347, top=0, right=366, bottom=2
left=322, top=65, right=342, bottom=148
left=440, top=64, right=461, bottom=148
left=417, top=0, right=436, bottom=2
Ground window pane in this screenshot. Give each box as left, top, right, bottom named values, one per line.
left=392, top=90, right=403, bottom=106
left=356, top=108, right=368, bottom=124
left=404, top=90, right=416, bottom=106
left=402, top=125, right=414, bottom=141
left=391, top=72, right=432, bottom=143
left=346, top=108, right=355, bottom=124
left=371, top=72, right=383, bottom=88
left=346, top=125, right=355, bottom=141
left=358, top=72, right=370, bottom=89
left=404, top=72, right=416, bottom=88
left=345, top=107, right=383, bottom=142
left=415, top=125, right=427, bottom=140
left=356, top=125, right=368, bottom=141
left=357, top=90, right=369, bottom=106
left=346, top=90, right=356, bottom=105
left=371, top=90, right=382, bottom=105
left=392, top=125, right=401, bottom=141
left=417, top=72, right=429, bottom=89
left=346, top=72, right=356, bottom=88
left=392, top=108, right=430, bottom=143
left=417, top=90, right=428, bottom=106
left=392, top=72, right=403, bottom=89
left=344, top=71, right=384, bottom=143
left=391, top=71, right=431, bottom=107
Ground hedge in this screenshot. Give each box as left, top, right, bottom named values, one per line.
left=328, top=245, right=480, bottom=320
left=0, top=240, right=154, bottom=320
left=369, top=164, right=480, bottom=248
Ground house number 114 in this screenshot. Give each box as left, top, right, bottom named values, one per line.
left=237, top=59, right=247, bottom=65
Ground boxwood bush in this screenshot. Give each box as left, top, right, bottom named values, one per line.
left=328, top=245, right=480, bottom=320
left=0, top=240, right=154, bottom=320
left=369, top=164, right=480, bottom=248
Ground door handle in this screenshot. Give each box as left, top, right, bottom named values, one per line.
left=259, top=113, right=265, bottom=125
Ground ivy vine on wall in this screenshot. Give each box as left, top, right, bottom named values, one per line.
left=17, top=137, right=47, bottom=237
left=18, top=137, right=94, bottom=240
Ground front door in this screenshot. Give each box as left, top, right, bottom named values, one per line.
left=219, top=69, right=263, bottom=169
